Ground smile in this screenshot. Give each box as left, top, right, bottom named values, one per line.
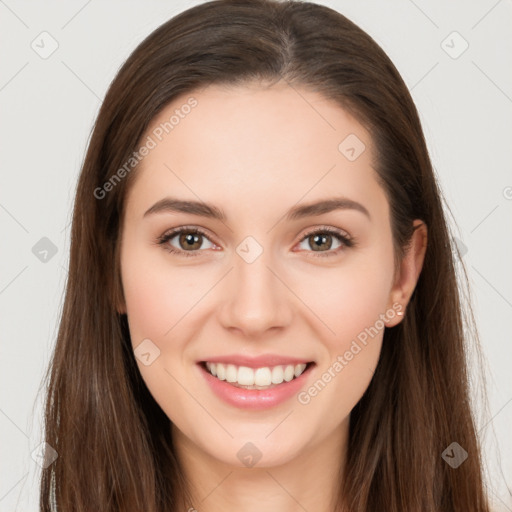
left=204, top=361, right=309, bottom=389
left=198, top=360, right=316, bottom=410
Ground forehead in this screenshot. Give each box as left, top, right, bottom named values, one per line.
left=124, top=81, right=383, bottom=220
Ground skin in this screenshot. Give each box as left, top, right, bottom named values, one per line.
left=118, top=80, right=427, bottom=512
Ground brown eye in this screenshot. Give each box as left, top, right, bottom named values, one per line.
left=157, top=227, right=215, bottom=257
left=178, top=232, right=203, bottom=251
left=296, top=227, right=353, bottom=257
left=308, top=233, right=334, bottom=252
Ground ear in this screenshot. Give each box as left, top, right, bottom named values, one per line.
left=386, top=220, right=427, bottom=327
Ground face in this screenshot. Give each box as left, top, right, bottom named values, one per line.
left=119, top=80, right=407, bottom=469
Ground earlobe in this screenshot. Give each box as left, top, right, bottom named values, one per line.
left=386, top=220, right=427, bottom=327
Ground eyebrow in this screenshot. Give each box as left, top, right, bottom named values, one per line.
left=143, top=196, right=371, bottom=221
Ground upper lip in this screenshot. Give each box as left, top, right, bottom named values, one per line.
left=199, top=354, right=314, bottom=368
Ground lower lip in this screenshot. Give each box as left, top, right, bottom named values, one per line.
left=198, top=362, right=315, bottom=410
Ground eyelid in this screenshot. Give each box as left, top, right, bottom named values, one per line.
left=156, top=225, right=217, bottom=257
left=156, top=224, right=354, bottom=258
left=300, top=225, right=352, bottom=243
left=294, top=225, right=354, bottom=257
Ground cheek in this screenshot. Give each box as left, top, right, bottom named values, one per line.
left=296, top=253, right=394, bottom=349
left=120, top=247, right=202, bottom=414
left=292, top=245, right=394, bottom=411
left=121, top=247, right=203, bottom=344
left=122, top=232, right=395, bottom=352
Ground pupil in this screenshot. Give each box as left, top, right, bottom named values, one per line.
left=182, top=233, right=200, bottom=249
left=312, top=234, right=331, bottom=251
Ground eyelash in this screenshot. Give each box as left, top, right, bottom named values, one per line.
left=156, top=225, right=355, bottom=258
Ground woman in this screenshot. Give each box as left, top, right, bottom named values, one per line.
left=40, top=0, right=491, bottom=510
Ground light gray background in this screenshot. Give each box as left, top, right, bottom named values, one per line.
left=1, top=1, right=511, bottom=510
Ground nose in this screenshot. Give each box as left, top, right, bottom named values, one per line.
left=217, top=245, right=293, bottom=338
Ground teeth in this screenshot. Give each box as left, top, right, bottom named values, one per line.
left=271, top=365, right=284, bottom=384
left=205, top=362, right=308, bottom=388
left=238, top=365, right=255, bottom=385
left=226, top=364, right=237, bottom=383
left=284, top=365, right=295, bottom=382
left=254, top=367, right=272, bottom=386
left=216, top=363, right=226, bottom=380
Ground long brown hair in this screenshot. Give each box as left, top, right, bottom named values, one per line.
left=39, top=0, right=491, bottom=510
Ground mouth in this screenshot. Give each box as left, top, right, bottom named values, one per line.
left=199, top=361, right=315, bottom=390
